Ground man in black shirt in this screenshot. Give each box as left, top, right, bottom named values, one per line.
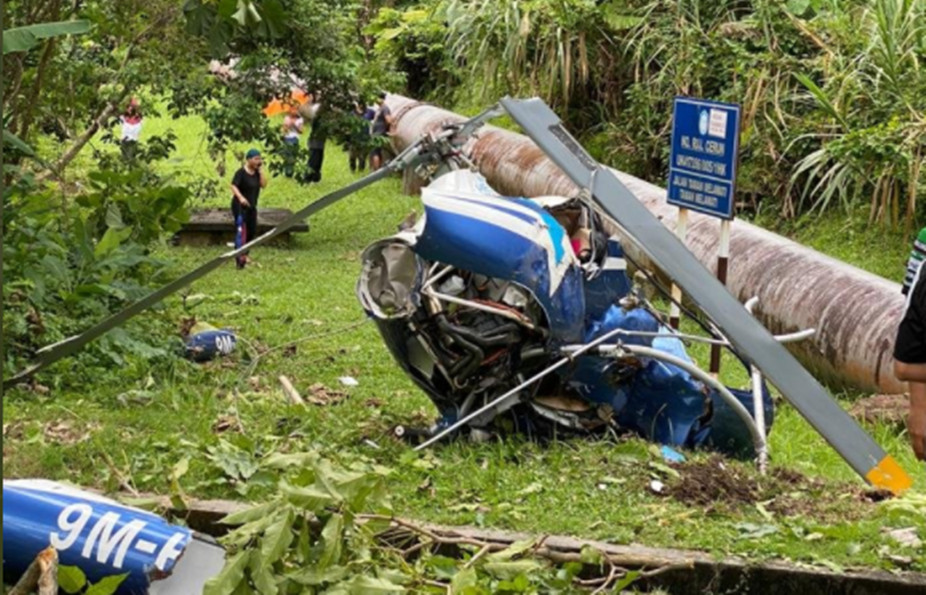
left=895, top=262, right=926, bottom=461
left=231, top=148, right=268, bottom=268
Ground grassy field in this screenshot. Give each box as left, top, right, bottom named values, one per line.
left=3, top=110, right=924, bottom=574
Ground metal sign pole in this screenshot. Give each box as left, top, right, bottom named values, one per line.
left=710, top=218, right=731, bottom=376
left=668, top=208, right=689, bottom=330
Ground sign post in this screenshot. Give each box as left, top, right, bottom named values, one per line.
left=668, top=208, right=688, bottom=330
left=667, top=97, right=741, bottom=375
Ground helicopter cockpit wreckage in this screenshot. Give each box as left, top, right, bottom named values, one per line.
left=6, top=99, right=912, bottom=558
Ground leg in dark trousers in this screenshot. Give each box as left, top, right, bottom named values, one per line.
left=244, top=206, right=258, bottom=252
left=349, top=148, right=365, bottom=173
left=231, top=200, right=259, bottom=263
left=306, top=147, right=324, bottom=183
left=282, top=137, right=299, bottom=177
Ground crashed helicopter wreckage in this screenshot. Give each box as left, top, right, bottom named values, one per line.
left=5, top=98, right=912, bottom=494
left=358, top=169, right=774, bottom=458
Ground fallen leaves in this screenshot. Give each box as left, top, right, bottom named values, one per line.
left=42, top=420, right=98, bottom=445
left=307, top=383, right=348, bottom=406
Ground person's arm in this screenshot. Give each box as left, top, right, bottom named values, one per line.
left=908, top=382, right=926, bottom=460
left=895, top=361, right=926, bottom=382
left=384, top=106, right=395, bottom=128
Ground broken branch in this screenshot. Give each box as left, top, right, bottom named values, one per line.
left=9, top=546, right=58, bottom=595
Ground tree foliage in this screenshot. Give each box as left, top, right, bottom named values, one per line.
left=375, top=0, right=925, bottom=226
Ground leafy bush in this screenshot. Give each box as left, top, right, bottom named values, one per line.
left=2, top=133, right=191, bottom=385
left=380, top=0, right=925, bottom=227
left=204, top=450, right=626, bottom=594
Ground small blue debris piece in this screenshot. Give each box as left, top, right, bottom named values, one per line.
left=185, top=322, right=236, bottom=362
left=660, top=445, right=686, bottom=463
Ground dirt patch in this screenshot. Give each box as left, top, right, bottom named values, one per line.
left=666, top=456, right=883, bottom=522
left=849, top=394, right=907, bottom=427
left=666, top=456, right=759, bottom=509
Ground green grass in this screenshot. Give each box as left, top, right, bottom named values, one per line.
left=4, top=111, right=924, bottom=573
left=752, top=207, right=916, bottom=283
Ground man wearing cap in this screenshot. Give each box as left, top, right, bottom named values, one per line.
left=230, top=149, right=268, bottom=267
left=895, top=229, right=926, bottom=461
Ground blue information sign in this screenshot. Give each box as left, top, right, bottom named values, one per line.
left=667, top=97, right=740, bottom=219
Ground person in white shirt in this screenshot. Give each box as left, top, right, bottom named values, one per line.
left=120, top=98, right=143, bottom=160
left=281, top=105, right=304, bottom=177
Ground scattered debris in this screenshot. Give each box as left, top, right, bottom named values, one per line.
left=649, top=480, right=665, bottom=494
left=886, top=554, right=915, bottom=569
left=884, top=527, right=922, bottom=549
left=849, top=394, right=908, bottom=427
left=660, top=445, right=686, bottom=463
left=212, top=414, right=243, bottom=434
left=339, top=375, right=359, bottom=387
left=9, top=545, right=57, bottom=595
left=116, top=390, right=155, bottom=407
left=4, top=422, right=25, bottom=440
left=42, top=421, right=95, bottom=445
left=278, top=375, right=304, bottom=405
left=307, top=383, right=348, bottom=406
left=184, top=321, right=236, bottom=362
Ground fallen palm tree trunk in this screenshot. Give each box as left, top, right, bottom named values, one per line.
left=385, top=95, right=906, bottom=395
left=144, top=494, right=926, bottom=595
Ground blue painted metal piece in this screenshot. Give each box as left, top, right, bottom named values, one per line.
left=667, top=97, right=741, bottom=219
left=417, top=185, right=586, bottom=343
left=660, top=445, right=686, bottom=463
left=582, top=238, right=631, bottom=323
left=3, top=480, right=199, bottom=594
left=185, top=328, right=236, bottom=362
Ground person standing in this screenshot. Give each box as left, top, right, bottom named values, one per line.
left=347, top=101, right=372, bottom=173
left=120, top=97, right=143, bottom=161
left=902, top=227, right=926, bottom=295
left=370, top=91, right=394, bottom=171
left=230, top=149, right=268, bottom=269
left=299, top=92, right=326, bottom=183
left=281, top=106, right=304, bottom=178
left=894, top=253, right=926, bottom=461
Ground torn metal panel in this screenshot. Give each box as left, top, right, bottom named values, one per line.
left=2, top=480, right=225, bottom=594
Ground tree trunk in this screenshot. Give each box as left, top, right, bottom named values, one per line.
left=37, top=99, right=124, bottom=183
left=16, top=37, right=59, bottom=142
